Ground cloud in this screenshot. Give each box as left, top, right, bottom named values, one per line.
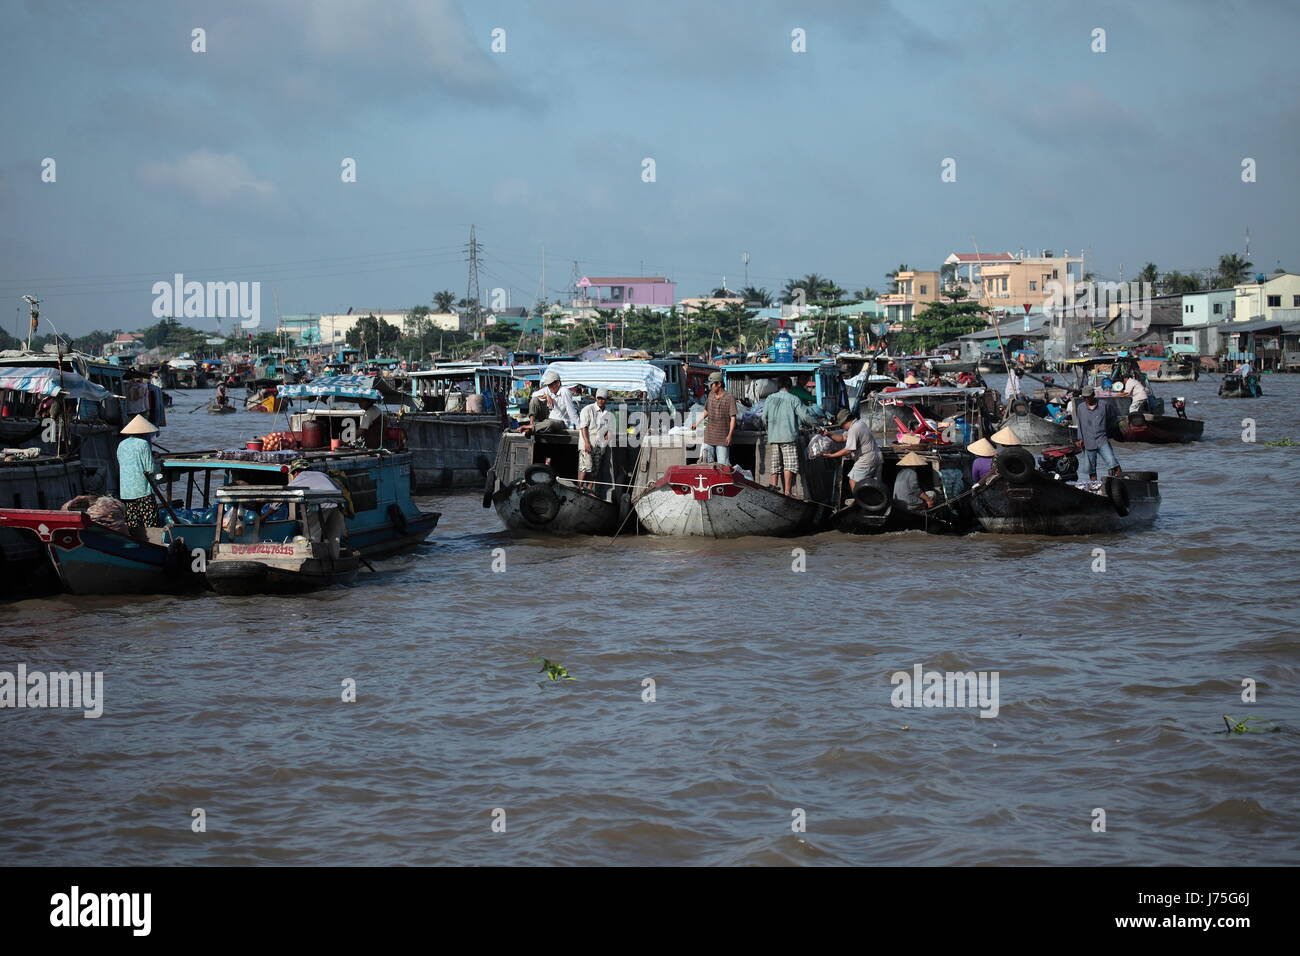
left=138, top=150, right=274, bottom=205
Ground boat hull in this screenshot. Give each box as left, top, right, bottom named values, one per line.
left=207, top=557, right=359, bottom=595
left=492, top=480, right=620, bottom=535
left=971, top=472, right=1159, bottom=535
left=634, top=465, right=821, bottom=537
left=1115, top=413, right=1204, bottom=443
left=402, top=414, right=504, bottom=490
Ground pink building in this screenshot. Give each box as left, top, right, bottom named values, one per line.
left=578, top=276, right=676, bottom=308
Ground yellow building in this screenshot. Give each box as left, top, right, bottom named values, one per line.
left=1234, top=272, right=1300, bottom=323
left=943, top=251, right=1084, bottom=312
left=878, top=270, right=942, bottom=324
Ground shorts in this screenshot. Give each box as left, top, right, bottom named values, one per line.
left=767, top=441, right=799, bottom=475
left=849, top=450, right=882, bottom=483
left=579, top=445, right=606, bottom=474
left=123, top=495, right=161, bottom=529
left=703, top=443, right=730, bottom=465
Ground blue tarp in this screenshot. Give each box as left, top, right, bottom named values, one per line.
left=541, top=361, right=667, bottom=398
left=0, top=367, right=112, bottom=401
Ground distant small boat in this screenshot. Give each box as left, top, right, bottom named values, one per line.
left=208, top=402, right=236, bottom=414
left=1219, top=373, right=1263, bottom=398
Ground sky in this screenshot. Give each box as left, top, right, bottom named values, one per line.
left=1, top=0, right=1297, bottom=337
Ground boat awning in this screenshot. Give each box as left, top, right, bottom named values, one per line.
left=278, top=374, right=414, bottom=406
left=215, top=485, right=344, bottom=503
left=541, top=361, right=667, bottom=398
left=0, top=367, right=112, bottom=401
left=872, top=387, right=985, bottom=401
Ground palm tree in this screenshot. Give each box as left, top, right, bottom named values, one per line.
left=740, top=286, right=773, bottom=306
left=782, top=273, right=837, bottom=305
left=1216, top=253, right=1254, bottom=289
left=855, top=287, right=880, bottom=301
left=885, top=264, right=912, bottom=293
left=1137, top=263, right=1159, bottom=287
left=434, top=290, right=456, bottom=313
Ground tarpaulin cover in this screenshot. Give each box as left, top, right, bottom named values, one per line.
left=279, top=374, right=413, bottom=406
left=0, top=367, right=112, bottom=401
left=541, top=361, right=666, bottom=398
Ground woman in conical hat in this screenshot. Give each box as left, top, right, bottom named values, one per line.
left=893, top=450, right=936, bottom=511
left=967, top=437, right=997, bottom=482
left=118, top=414, right=161, bottom=536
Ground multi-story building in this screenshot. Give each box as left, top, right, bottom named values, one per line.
left=878, top=269, right=941, bottom=324
left=943, top=251, right=1084, bottom=312
left=1171, top=289, right=1235, bottom=356
left=1234, top=272, right=1300, bottom=324
left=574, top=276, right=676, bottom=309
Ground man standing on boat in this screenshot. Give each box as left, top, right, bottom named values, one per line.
left=1074, top=386, right=1122, bottom=482
left=117, top=414, right=162, bottom=538
left=1004, top=366, right=1027, bottom=403
left=694, top=371, right=737, bottom=465
left=577, top=388, right=612, bottom=489
left=822, top=409, right=882, bottom=491
left=763, top=376, right=818, bottom=497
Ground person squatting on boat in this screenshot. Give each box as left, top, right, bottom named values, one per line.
left=1122, top=373, right=1150, bottom=414
left=893, top=451, right=936, bottom=513
left=763, top=376, right=819, bottom=497
left=577, top=388, right=612, bottom=490
left=695, top=371, right=737, bottom=465
left=286, top=461, right=347, bottom=541
left=1074, top=386, right=1123, bottom=481
left=525, top=369, right=579, bottom=436
left=116, top=414, right=161, bottom=538
left=822, top=408, right=882, bottom=490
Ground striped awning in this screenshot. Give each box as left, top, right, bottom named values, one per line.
left=541, top=361, right=666, bottom=398
left=0, top=367, right=111, bottom=401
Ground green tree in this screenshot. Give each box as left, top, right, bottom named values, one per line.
left=1215, top=253, right=1254, bottom=289
left=1137, top=263, right=1159, bottom=287
left=885, top=264, right=911, bottom=293
left=1160, top=270, right=1201, bottom=295
left=434, top=290, right=457, bottom=313
left=782, top=273, right=836, bottom=305
left=855, top=287, right=880, bottom=301
left=895, top=299, right=988, bottom=352
left=740, top=286, right=773, bottom=306
left=346, top=313, right=401, bottom=353
left=141, top=318, right=182, bottom=350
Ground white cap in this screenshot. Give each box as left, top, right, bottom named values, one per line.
left=540, top=370, right=560, bottom=386
left=595, top=388, right=609, bottom=399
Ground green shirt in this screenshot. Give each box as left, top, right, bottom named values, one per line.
left=117, top=436, right=155, bottom=500
left=763, top=390, right=817, bottom=444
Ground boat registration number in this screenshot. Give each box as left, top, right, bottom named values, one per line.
left=229, top=544, right=296, bottom=556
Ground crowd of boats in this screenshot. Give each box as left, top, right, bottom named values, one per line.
left=0, top=340, right=1265, bottom=599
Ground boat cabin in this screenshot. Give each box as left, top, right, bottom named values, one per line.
left=408, top=365, right=513, bottom=415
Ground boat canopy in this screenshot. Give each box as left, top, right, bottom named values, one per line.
left=0, top=367, right=112, bottom=401
left=872, top=386, right=985, bottom=401
left=541, top=360, right=667, bottom=398
left=279, top=374, right=414, bottom=406
left=215, top=485, right=346, bottom=504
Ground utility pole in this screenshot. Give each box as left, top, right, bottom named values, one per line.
left=742, top=251, right=750, bottom=290
left=465, top=225, right=483, bottom=339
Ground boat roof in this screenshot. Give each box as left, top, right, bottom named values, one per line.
left=410, top=365, right=512, bottom=377
left=723, top=362, right=830, bottom=374
left=870, top=386, right=986, bottom=400
left=215, top=485, right=345, bottom=502
left=541, top=360, right=667, bottom=397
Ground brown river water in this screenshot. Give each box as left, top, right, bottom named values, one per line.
left=1, top=377, right=1297, bottom=866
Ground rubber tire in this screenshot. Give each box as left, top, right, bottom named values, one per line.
left=481, top=469, right=496, bottom=509
left=1106, top=477, right=1130, bottom=517
left=852, top=479, right=890, bottom=514
left=519, top=485, right=560, bottom=524
left=524, top=463, right=556, bottom=485
left=1125, top=470, right=1158, bottom=481
left=996, top=446, right=1036, bottom=485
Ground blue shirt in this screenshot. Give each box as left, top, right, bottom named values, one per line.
left=116, top=436, right=155, bottom=499
left=763, top=389, right=817, bottom=444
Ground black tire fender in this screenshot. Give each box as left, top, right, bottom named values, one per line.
left=482, top=468, right=496, bottom=508
left=1106, top=477, right=1130, bottom=516
left=996, top=447, right=1036, bottom=485
left=519, top=485, right=560, bottom=524
left=523, top=463, right=556, bottom=486
left=852, top=478, right=890, bottom=514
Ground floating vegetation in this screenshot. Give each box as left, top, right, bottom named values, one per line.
left=533, top=658, right=576, bottom=690
left=1222, top=715, right=1277, bottom=734
left=1263, top=438, right=1297, bottom=446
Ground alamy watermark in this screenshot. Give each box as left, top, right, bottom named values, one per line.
left=151, top=273, right=260, bottom=327
left=0, top=664, right=103, bottom=718
left=890, top=664, right=999, bottom=718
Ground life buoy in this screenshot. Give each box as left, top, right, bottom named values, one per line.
left=387, top=503, right=409, bottom=534
left=482, top=469, right=496, bottom=509
left=996, top=447, right=1036, bottom=485
left=1106, top=477, right=1130, bottom=516
left=852, top=478, right=890, bottom=514
left=519, top=485, right=560, bottom=524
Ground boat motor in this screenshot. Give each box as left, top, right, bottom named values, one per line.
left=1172, top=396, right=1187, bottom=419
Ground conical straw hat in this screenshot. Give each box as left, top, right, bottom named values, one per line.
left=897, top=451, right=927, bottom=466
left=120, top=414, right=158, bottom=436
left=989, top=426, right=1020, bottom=445
left=966, top=437, right=996, bottom=457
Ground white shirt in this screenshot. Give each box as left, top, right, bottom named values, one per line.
left=1124, top=379, right=1149, bottom=410
left=547, top=386, right=580, bottom=428
left=578, top=402, right=613, bottom=448
left=1004, top=374, right=1024, bottom=400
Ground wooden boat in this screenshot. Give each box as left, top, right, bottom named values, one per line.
left=244, top=394, right=286, bottom=413
left=1116, top=409, right=1204, bottom=443
left=206, top=486, right=360, bottom=595
left=635, top=462, right=821, bottom=537
left=402, top=365, right=513, bottom=490
left=970, top=447, right=1159, bottom=535
left=208, top=402, right=237, bottom=414
left=487, top=453, right=623, bottom=535
left=830, top=443, right=974, bottom=535
left=157, top=448, right=439, bottom=559
left=1148, top=358, right=1199, bottom=382
left=0, top=508, right=203, bottom=595
left=1218, top=373, right=1263, bottom=398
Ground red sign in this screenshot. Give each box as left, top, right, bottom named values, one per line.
left=1022, top=303, right=1031, bottom=314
